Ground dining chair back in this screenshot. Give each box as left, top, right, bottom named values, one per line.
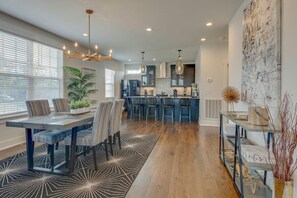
left=52, top=98, right=70, bottom=112
left=108, top=99, right=124, bottom=154
left=26, top=100, right=51, bottom=117
left=91, top=101, right=113, bottom=146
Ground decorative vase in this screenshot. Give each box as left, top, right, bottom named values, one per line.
left=273, top=177, right=294, bottom=198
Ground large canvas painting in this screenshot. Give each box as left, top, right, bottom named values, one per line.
left=241, top=0, right=281, bottom=107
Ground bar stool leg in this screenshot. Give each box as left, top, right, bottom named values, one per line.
left=189, top=107, right=191, bottom=123
left=155, top=106, right=157, bottom=121
left=162, top=108, right=165, bottom=123
left=171, top=107, right=174, bottom=123
left=146, top=106, right=149, bottom=122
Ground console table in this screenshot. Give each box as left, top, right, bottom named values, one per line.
left=219, top=111, right=278, bottom=198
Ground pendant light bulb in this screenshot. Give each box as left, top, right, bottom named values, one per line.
left=175, top=50, right=184, bottom=75
left=140, top=52, right=146, bottom=74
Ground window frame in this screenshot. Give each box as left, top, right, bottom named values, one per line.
left=0, top=30, right=64, bottom=118
left=105, top=68, right=115, bottom=98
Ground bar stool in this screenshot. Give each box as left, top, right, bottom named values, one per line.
left=131, top=97, right=141, bottom=120
left=146, top=98, right=159, bottom=121
left=162, top=98, right=174, bottom=123
left=180, top=98, right=191, bottom=122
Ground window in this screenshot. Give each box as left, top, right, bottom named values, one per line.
left=105, top=69, right=115, bottom=98
left=126, top=69, right=141, bottom=74
left=0, top=31, right=63, bottom=116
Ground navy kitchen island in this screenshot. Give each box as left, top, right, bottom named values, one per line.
left=125, top=96, right=199, bottom=122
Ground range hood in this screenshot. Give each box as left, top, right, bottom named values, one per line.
left=157, top=62, right=169, bottom=78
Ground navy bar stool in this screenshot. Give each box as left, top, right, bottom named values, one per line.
left=131, top=97, right=142, bottom=121
left=162, top=98, right=174, bottom=123
left=180, top=98, right=191, bottom=122
left=146, top=98, right=159, bottom=121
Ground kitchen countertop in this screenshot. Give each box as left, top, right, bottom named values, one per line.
left=124, top=96, right=199, bottom=99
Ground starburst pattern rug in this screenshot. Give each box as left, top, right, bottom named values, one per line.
left=0, top=133, right=159, bottom=198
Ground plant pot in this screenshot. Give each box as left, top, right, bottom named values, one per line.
left=273, top=177, right=294, bottom=198
left=70, top=107, right=90, bottom=114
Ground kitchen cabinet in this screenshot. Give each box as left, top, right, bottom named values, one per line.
left=171, top=64, right=195, bottom=87
left=141, top=65, right=155, bottom=87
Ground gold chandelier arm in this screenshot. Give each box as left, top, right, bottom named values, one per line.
left=65, top=53, right=84, bottom=59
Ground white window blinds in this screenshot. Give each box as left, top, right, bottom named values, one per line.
left=105, top=69, right=115, bottom=98
left=0, top=31, right=63, bottom=116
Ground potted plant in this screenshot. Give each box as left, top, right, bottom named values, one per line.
left=69, top=100, right=91, bottom=114
left=263, top=93, right=297, bottom=198
left=64, top=66, right=97, bottom=113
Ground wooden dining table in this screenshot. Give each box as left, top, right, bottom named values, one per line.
left=6, top=112, right=95, bottom=176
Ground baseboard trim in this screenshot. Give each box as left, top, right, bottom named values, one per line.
left=199, top=119, right=219, bottom=127
left=0, top=136, right=25, bottom=151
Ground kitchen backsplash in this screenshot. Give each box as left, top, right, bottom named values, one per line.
left=141, top=78, right=192, bottom=96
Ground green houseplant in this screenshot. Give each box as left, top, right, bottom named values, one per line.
left=64, top=66, right=97, bottom=113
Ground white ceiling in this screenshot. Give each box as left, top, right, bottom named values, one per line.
left=0, top=0, right=242, bottom=64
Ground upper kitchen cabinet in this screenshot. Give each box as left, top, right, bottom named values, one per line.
left=171, top=64, right=195, bottom=87
left=141, top=65, right=155, bottom=87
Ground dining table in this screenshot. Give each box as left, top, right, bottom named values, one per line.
left=6, top=111, right=95, bottom=176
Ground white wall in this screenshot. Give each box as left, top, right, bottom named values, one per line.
left=198, top=43, right=228, bottom=126
left=0, top=12, right=124, bottom=150
left=229, top=0, right=297, bottom=192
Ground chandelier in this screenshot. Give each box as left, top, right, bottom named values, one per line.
left=63, top=9, right=112, bottom=62
left=175, top=49, right=184, bottom=75
left=140, top=52, right=146, bottom=74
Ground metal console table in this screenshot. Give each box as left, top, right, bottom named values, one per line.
left=219, top=111, right=278, bottom=198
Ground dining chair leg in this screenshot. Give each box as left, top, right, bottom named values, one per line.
left=65, top=145, right=70, bottom=168
left=117, top=131, right=122, bottom=149
left=104, top=140, right=109, bottom=161
left=47, top=144, right=51, bottom=154
left=108, top=135, right=114, bottom=156
left=92, top=147, right=98, bottom=170
left=49, top=144, right=55, bottom=172
left=113, top=134, right=116, bottom=145
left=83, top=147, right=87, bottom=156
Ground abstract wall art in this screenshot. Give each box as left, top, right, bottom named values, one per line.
left=241, top=0, right=281, bottom=107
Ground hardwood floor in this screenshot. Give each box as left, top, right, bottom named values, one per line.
left=0, top=114, right=238, bottom=198
left=123, top=115, right=238, bottom=198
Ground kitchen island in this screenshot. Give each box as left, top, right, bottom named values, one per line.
left=125, top=96, right=199, bottom=122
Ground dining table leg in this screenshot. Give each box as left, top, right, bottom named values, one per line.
left=25, top=128, right=34, bottom=170
left=68, top=126, right=78, bottom=175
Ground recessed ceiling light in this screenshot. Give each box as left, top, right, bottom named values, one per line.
left=146, top=27, right=153, bottom=32
left=128, top=59, right=132, bottom=62
left=83, top=33, right=88, bottom=36
left=201, top=38, right=206, bottom=41
left=206, top=22, right=213, bottom=27
left=153, top=58, right=156, bottom=61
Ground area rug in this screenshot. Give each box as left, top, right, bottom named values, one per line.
left=0, top=133, right=159, bottom=198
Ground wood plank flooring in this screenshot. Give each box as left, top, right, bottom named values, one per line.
left=0, top=114, right=238, bottom=198
left=122, top=117, right=238, bottom=198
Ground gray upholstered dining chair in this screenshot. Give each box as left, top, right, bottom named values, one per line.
left=108, top=99, right=125, bottom=155
left=52, top=98, right=70, bottom=112
left=26, top=99, right=72, bottom=171
left=64, top=101, right=113, bottom=170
